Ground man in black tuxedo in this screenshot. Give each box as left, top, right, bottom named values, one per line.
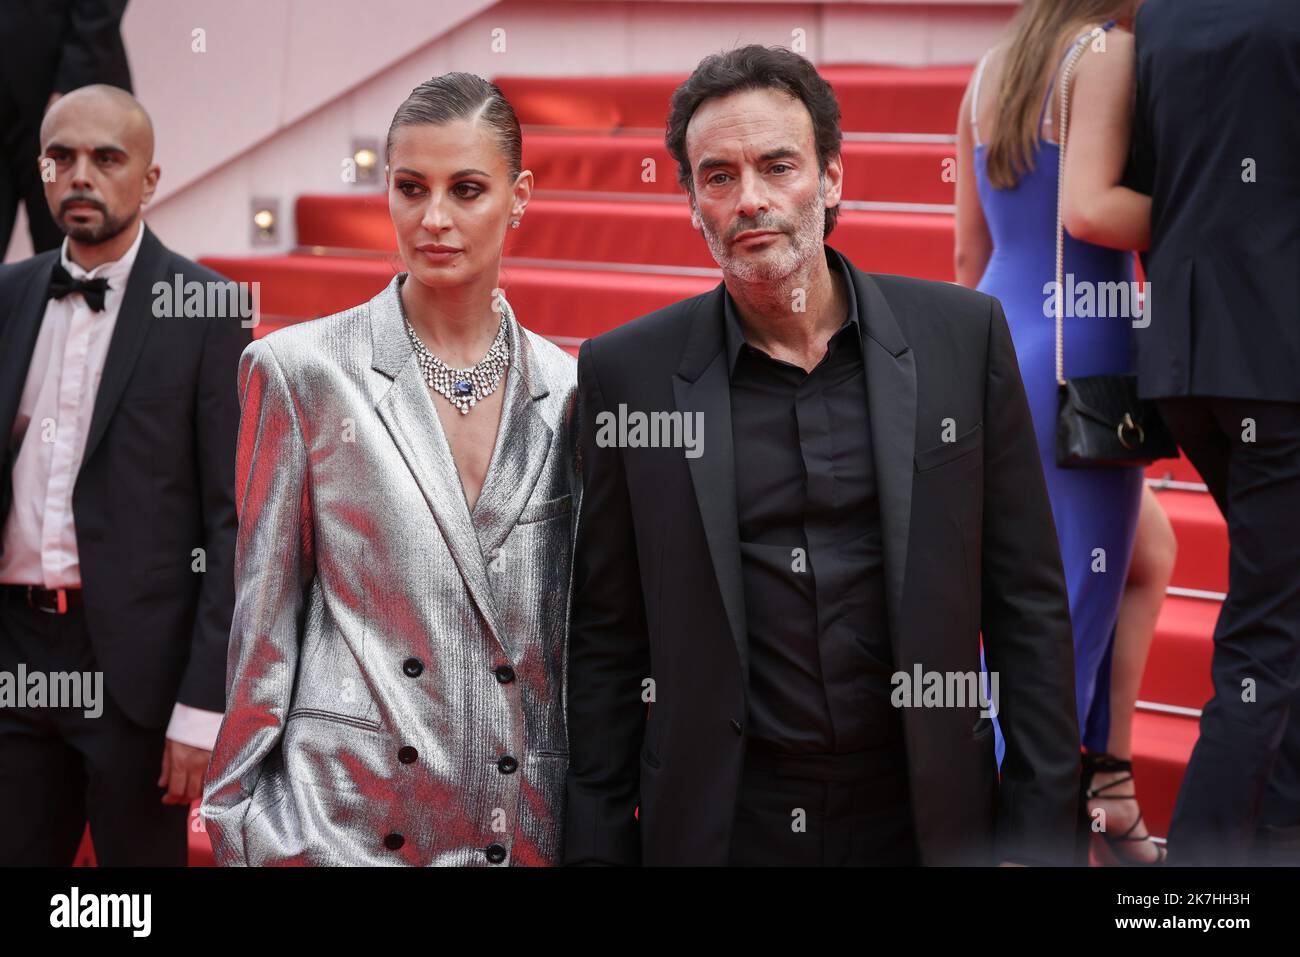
left=565, top=45, right=1080, bottom=866
left=1, top=0, right=132, bottom=254
left=1130, top=0, right=1300, bottom=866
left=0, top=85, right=247, bottom=865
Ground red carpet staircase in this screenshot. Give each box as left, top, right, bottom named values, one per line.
left=81, top=65, right=1218, bottom=866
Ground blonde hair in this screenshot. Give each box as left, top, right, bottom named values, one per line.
left=985, top=0, right=1132, bottom=190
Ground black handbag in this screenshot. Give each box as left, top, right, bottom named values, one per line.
left=1056, top=375, right=1176, bottom=468
left=1051, top=30, right=1177, bottom=469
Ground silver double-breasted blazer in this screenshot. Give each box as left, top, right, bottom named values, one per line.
left=200, top=274, right=579, bottom=866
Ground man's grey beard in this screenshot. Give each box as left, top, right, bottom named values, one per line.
left=698, top=179, right=827, bottom=283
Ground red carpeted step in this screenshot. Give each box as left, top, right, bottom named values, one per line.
left=202, top=253, right=716, bottom=341
left=517, top=134, right=956, bottom=204
left=1129, top=709, right=1198, bottom=840
left=294, top=195, right=957, bottom=280
left=294, top=193, right=392, bottom=251
left=1151, top=488, right=1228, bottom=594
left=203, top=252, right=402, bottom=321
left=494, top=65, right=970, bottom=134
left=817, top=65, right=971, bottom=134
left=189, top=806, right=215, bottom=866
left=1140, top=594, right=1217, bottom=712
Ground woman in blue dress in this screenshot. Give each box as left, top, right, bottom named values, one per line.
left=955, top=0, right=1161, bottom=863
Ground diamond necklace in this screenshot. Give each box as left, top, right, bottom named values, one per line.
left=404, top=305, right=511, bottom=415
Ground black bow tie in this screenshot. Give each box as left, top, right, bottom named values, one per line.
left=47, top=262, right=110, bottom=312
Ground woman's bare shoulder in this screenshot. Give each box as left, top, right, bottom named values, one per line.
left=1075, top=21, right=1134, bottom=55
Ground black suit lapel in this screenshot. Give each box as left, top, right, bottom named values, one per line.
left=671, top=285, right=750, bottom=682
left=0, top=255, right=58, bottom=545
left=0, top=255, right=60, bottom=439
left=80, top=224, right=166, bottom=473
left=833, top=249, right=917, bottom=655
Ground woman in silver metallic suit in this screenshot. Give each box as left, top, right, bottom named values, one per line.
left=200, top=74, right=579, bottom=865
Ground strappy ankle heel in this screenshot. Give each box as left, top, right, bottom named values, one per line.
left=1081, top=752, right=1166, bottom=866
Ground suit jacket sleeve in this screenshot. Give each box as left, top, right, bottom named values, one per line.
left=978, top=296, right=1081, bottom=865
left=201, top=338, right=314, bottom=866
left=1129, top=2, right=1155, bottom=194
left=174, top=309, right=251, bottom=717
left=1126, top=10, right=1154, bottom=274
left=52, top=0, right=132, bottom=94
left=563, top=339, right=651, bottom=865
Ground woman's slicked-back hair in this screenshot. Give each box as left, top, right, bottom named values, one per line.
left=386, top=72, right=522, bottom=180
left=665, top=45, right=843, bottom=237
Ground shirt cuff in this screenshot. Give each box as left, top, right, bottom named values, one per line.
left=166, top=703, right=224, bottom=751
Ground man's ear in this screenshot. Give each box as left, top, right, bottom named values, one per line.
left=689, top=197, right=702, bottom=231
left=823, top=152, right=844, bottom=209
left=140, top=162, right=161, bottom=206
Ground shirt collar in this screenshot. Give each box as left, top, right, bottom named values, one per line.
left=723, top=245, right=861, bottom=374
left=59, top=219, right=145, bottom=285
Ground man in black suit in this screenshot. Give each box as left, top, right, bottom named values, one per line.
left=0, top=85, right=247, bottom=864
left=1, top=0, right=132, bottom=254
left=1130, top=0, right=1300, bottom=866
left=564, top=45, right=1080, bottom=866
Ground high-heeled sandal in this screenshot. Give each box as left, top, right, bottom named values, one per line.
left=1081, top=752, right=1166, bottom=866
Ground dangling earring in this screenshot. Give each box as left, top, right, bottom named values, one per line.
left=510, top=219, right=521, bottom=229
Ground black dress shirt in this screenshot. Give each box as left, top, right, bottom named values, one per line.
left=725, top=249, right=900, bottom=755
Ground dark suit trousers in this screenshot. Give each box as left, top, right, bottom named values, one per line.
left=726, top=741, right=918, bottom=866
left=0, top=86, right=63, bottom=255
left=1158, top=397, right=1300, bottom=865
left=0, top=588, right=189, bottom=865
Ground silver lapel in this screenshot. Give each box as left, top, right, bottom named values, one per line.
left=466, top=298, right=553, bottom=558
left=369, top=275, right=545, bottom=662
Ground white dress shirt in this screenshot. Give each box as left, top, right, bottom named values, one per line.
left=0, top=222, right=221, bottom=751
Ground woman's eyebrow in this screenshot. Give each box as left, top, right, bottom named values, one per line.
left=392, top=167, right=492, bottom=179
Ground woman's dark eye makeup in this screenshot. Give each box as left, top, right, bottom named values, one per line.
left=397, top=180, right=484, bottom=199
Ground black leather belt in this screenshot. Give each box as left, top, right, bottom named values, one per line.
left=743, top=738, right=908, bottom=782
left=2, top=584, right=84, bottom=614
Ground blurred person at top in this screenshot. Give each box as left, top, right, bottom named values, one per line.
left=1, top=1, right=132, bottom=257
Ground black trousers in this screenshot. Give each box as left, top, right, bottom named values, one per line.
left=0, top=85, right=63, bottom=256
left=1158, top=396, right=1300, bottom=865
left=0, top=588, right=189, bottom=866
left=726, top=740, right=918, bottom=866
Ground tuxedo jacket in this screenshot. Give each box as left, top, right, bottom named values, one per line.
left=1130, top=0, right=1300, bottom=402
left=201, top=276, right=579, bottom=866
left=0, top=224, right=247, bottom=727
left=565, top=246, right=1081, bottom=866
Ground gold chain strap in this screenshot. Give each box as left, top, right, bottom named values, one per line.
left=1055, top=27, right=1105, bottom=387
